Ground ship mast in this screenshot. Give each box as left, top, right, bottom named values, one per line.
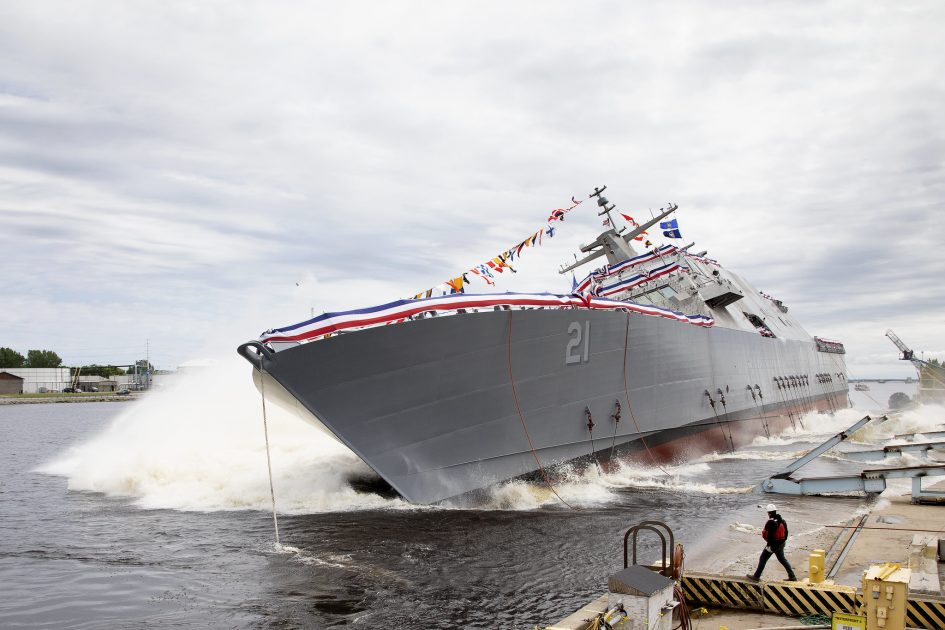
left=592, top=186, right=625, bottom=235
left=558, top=188, right=678, bottom=274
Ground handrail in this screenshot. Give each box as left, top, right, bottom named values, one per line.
left=623, top=520, right=675, bottom=575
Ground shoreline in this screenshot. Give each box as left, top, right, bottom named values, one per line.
left=0, top=394, right=142, bottom=405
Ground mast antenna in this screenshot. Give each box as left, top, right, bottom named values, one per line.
left=590, top=185, right=624, bottom=234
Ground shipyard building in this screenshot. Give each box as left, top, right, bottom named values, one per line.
left=0, top=368, right=72, bottom=393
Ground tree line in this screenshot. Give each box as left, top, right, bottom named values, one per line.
left=0, top=347, right=129, bottom=377
left=0, top=347, right=62, bottom=368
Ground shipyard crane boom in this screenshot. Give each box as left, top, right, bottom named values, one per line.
left=886, top=329, right=945, bottom=405
left=885, top=329, right=919, bottom=366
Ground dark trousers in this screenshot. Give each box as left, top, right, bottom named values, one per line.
left=752, top=543, right=796, bottom=580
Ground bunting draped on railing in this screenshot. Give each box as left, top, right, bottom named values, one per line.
left=411, top=196, right=584, bottom=299
left=574, top=244, right=679, bottom=293
left=685, top=253, right=720, bottom=267
left=597, top=261, right=690, bottom=298
left=260, top=292, right=714, bottom=343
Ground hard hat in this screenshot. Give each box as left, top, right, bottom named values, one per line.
left=766, top=503, right=777, bottom=512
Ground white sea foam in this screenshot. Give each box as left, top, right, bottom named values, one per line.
left=40, top=357, right=412, bottom=514
left=589, top=460, right=753, bottom=495
left=749, top=433, right=807, bottom=447
left=873, top=452, right=928, bottom=468
left=699, top=449, right=808, bottom=462
left=730, top=522, right=762, bottom=535
left=446, top=459, right=749, bottom=510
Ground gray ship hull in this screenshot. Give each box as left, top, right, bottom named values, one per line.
left=240, top=307, right=848, bottom=504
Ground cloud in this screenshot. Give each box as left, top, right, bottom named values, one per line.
left=0, top=1, right=943, bottom=374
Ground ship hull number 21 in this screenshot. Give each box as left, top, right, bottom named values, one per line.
left=566, top=321, right=591, bottom=365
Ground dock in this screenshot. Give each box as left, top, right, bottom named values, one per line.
left=545, top=476, right=945, bottom=629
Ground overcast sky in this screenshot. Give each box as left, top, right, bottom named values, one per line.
left=1, top=1, right=943, bottom=377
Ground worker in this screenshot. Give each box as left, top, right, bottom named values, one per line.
left=746, top=503, right=797, bottom=581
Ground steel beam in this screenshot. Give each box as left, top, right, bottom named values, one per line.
left=763, top=464, right=945, bottom=499
left=844, top=440, right=945, bottom=462
left=771, top=415, right=877, bottom=477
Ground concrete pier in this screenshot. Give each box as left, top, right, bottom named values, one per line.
left=545, top=480, right=945, bottom=629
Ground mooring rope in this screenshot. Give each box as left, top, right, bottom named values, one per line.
left=585, top=407, right=603, bottom=474
left=506, top=312, right=579, bottom=510
left=705, top=393, right=736, bottom=455
left=770, top=346, right=801, bottom=431
left=257, top=354, right=281, bottom=545
left=608, top=399, right=621, bottom=462
left=621, top=312, right=674, bottom=475
left=747, top=385, right=770, bottom=439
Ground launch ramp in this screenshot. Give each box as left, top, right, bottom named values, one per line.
left=843, top=440, right=945, bottom=462
left=761, top=415, right=945, bottom=502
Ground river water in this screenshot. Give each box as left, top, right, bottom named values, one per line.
left=0, top=370, right=936, bottom=629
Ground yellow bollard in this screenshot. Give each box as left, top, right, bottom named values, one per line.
left=809, top=549, right=825, bottom=584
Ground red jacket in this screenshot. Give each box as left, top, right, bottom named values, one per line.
left=762, top=515, right=788, bottom=543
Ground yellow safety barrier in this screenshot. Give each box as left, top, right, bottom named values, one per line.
left=681, top=572, right=857, bottom=617
left=763, top=580, right=857, bottom=617
left=905, top=594, right=945, bottom=629
left=681, top=572, right=945, bottom=628
left=679, top=573, right=762, bottom=610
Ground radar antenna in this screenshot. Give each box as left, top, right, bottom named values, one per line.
left=590, top=186, right=625, bottom=235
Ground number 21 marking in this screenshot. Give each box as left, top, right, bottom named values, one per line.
left=566, top=321, right=590, bottom=365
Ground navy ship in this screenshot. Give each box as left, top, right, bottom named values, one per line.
left=238, top=188, right=848, bottom=504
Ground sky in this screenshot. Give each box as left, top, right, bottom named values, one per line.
left=1, top=1, right=943, bottom=377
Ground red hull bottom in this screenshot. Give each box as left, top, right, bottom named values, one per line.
left=607, top=391, right=848, bottom=469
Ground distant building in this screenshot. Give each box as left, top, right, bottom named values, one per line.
left=77, top=375, right=118, bottom=392
left=0, top=367, right=71, bottom=393
left=110, top=363, right=152, bottom=390
left=0, top=371, right=25, bottom=395
left=114, top=374, right=137, bottom=388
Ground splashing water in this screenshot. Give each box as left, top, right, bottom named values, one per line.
left=730, top=522, right=762, bottom=535
left=40, top=357, right=411, bottom=513
left=461, top=459, right=754, bottom=510
left=700, top=449, right=810, bottom=462
left=855, top=404, right=945, bottom=443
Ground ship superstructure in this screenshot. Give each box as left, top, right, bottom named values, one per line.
left=239, top=189, right=848, bottom=504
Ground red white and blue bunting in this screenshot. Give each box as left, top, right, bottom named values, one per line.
left=260, top=292, right=714, bottom=343
left=685, top=253, right=720, bottom=267
left=575, top=244, right=679, bottom=293
left=597, top=261, right=690, bottom=298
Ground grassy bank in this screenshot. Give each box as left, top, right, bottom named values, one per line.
left=0, top=392, right=140, bottom=404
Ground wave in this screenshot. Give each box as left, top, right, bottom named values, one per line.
left=700, top=449, right=809, bottom=462
left=39, top=357, right=413, bottom=514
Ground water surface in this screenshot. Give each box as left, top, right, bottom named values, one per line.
left=0, top=380, right=932, bottom=628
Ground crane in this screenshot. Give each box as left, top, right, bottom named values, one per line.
left=885, top=329, right=921, bottom=367
left=886, top=329, right=945, bottom=403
